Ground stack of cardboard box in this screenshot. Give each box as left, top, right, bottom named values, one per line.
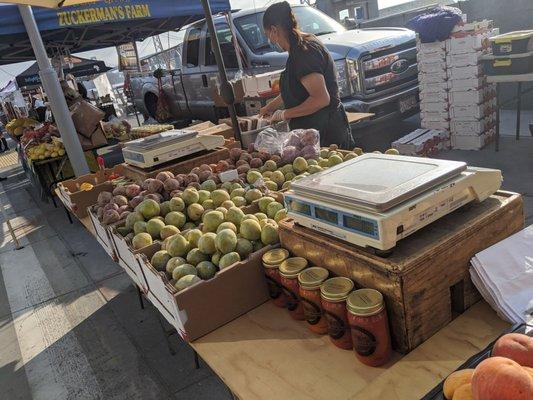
left=447, top=20, right=498, bottom=150
left=417, top=39, right=451, bottom=135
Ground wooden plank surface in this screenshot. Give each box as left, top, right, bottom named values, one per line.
left=346, top=112, right=374, bottom=124
left=191, top=301, right=509, bottom=400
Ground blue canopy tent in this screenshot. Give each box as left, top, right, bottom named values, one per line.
left=0, top=1, right=231, bottom=63
left=0, top=0, right=239, bottom=176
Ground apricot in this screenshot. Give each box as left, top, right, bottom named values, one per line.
left=472, top=356, right=533, bottom=400
left=443, top=369, right=474, bottom=399
left=492, top=333, right=533, bottom=368
left=452, top=383, right=474, bottom=400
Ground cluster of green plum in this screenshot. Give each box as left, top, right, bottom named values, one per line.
left=148, top=195, right=286, bottom=292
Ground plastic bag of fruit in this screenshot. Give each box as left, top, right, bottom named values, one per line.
left=280, top=128, right=320, bottom=165
left=253, top=127, right=291, bottom=156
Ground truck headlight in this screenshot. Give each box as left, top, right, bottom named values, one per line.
left=334, top=59, right=350, bottom=99
left=346, top=58, right=361, bottom=94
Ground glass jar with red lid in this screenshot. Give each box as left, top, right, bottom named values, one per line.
left=279, top=257, right=308, bottom=320
left=262, top=248, right=290, bottom=308
left=320, top=277, right=354, bottom=350
left=298, top=267, right=329, bottom=334
left=347, top=289, right=392, bottom=367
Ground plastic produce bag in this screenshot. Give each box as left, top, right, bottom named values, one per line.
left=253, top=126, right=291, bottom=155
left=281, top=129, right=320, bottom=165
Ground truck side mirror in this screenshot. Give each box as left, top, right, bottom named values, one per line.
left=343, top=17, right=359, bottom=30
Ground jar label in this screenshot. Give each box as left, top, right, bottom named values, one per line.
left=324, top=310, right=346, bottom=340
left=351, top=326, right=377, bottom=357
left=265, top=275, right=282, bottom=300
left=300, top=298, right=322, bottom=325
left=281, top=286, right=299, bottom=311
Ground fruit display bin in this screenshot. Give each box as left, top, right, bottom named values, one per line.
left=279, top=191, right=523, bottom=353
left=135, top=242, right=271, bottom=341
left=57, top=165, right=125, bottom=218
left=108, top=222, right=150, bottom=291
left=422, top=323, right=533, bottom=399
left=87, top=206, right=120, bottom=261
left=121, top=142, right=240, bottom=183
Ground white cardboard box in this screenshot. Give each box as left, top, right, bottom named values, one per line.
left=451, top=115, right=496, bottom=136
left=447, top=65, right=484, bottom=80
left=448, top=85, right=496, bottom=105
left=417, top=52, right=446, bottom=64
left=446, top=51, right=485, bottom=67
left=421, top=100, right=449, bottom=113
left=392, top=128, right=450, bottom=156
left=417, top=40, right=447, bottom=54
left=446, top=33, right=489, bottom=55
left=449, top=98, right=497, bottom=120
left=448, top=76, right=486, bottom=91
left=419, top=70, right=448, bottom=84
left=420, top=81, right=449, bottom=94
left=421, top=120, right=450, bottom=132
left=421, top=110, right=450, bottom=122
left=418, top=59, right=448, bottom=73
left=451, top=127, right=495, bottom=150
left=420, top=89, right=448, bottom=102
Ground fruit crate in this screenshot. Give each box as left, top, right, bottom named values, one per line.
left=279, top=191, right=523, bottom=353
left=87, top=206, right=121, bottom=261
left=57, top=165, right=124, bottom=218
left=135, top=242, right=271, bottom=342
left=422, top=323, right=533, bottom=399
left=108, top=222, right=150, bottom=291
left=121, top=144, right=239, bottom=183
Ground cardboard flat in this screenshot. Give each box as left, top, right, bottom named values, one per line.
left=196, top=123, right=235, bottom=140
left=420, top=100, right=448, bottom=113
left=421, top=119, right=450, bottom=132
left=451, top=127, right=495, bottom=150
left=449, top=98, right=497, bottom=120
left=448, top=76, right=486, bottom=91
left=447, top=65, right=484, bottom=80
left=419, top=70, right=448, bottom=84
left=87, top=207, right=118, bottom=260
left=448, top=85, right=496, bottom=105
left=451, top=115, right=496, bottom=135
left=136, top=242, right=271, bottom=342
left=420, top=110, right=450, bottom=122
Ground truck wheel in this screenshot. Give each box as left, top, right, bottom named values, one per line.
left=145, top=92, right=158, bottom=119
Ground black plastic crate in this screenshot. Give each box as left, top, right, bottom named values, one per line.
left=422, top=323, right=533, bottom=400
left=490, top=30, right=533, bottom=56
left=482, top=52, right=533, bottom=76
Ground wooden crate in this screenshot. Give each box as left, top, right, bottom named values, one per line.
left=121, top=146, right=233, bottom=183
left=279, top=191, right=523, bottom=353
left=136, top=243, right=271, bottom=342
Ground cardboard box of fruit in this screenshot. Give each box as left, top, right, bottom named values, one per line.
left=58, top=165, right=125, bottom=218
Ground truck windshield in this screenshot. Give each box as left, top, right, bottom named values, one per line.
left=235, top=6, right=345, bottom=54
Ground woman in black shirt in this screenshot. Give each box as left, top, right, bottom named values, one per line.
left=259, top=1, right=353, bottom=149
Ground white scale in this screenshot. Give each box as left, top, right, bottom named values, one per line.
left=285, top=154, right=502, bottom=252
left=122, top=130, right=225, bottom=168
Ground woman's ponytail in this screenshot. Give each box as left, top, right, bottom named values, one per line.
left=263, top=1, right=313, bottom=50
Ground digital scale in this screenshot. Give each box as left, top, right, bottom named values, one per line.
left=122, top=130, right=225, bottom=169
left=285, top=154, right=502, bottom=252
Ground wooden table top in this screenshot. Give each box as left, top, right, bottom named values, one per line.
left=59, top=191, right=510, bottom=400
left=192, top=301, right=508, bottom=400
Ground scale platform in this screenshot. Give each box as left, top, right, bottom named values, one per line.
left=122, top=130, right=225, bottom=169
left=286, top=154, right=502, bottom=251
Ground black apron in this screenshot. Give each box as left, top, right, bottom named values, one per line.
left=280, top=70, right=354, bottom=150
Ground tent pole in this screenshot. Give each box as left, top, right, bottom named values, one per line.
left=18, top=5, right=89, bottom=176
left=200, top=0, right=242, bottom=147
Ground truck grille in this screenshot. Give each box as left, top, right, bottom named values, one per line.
left=361, top=39, right=418, bottom=95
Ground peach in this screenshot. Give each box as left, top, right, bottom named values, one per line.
left=444, top=369, right=474, bottom=399
left=472, top=356, right=533, bottom=400
left=492, top=333, right=533, bottom=367
left=452, top=383, right=474, bottom=400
